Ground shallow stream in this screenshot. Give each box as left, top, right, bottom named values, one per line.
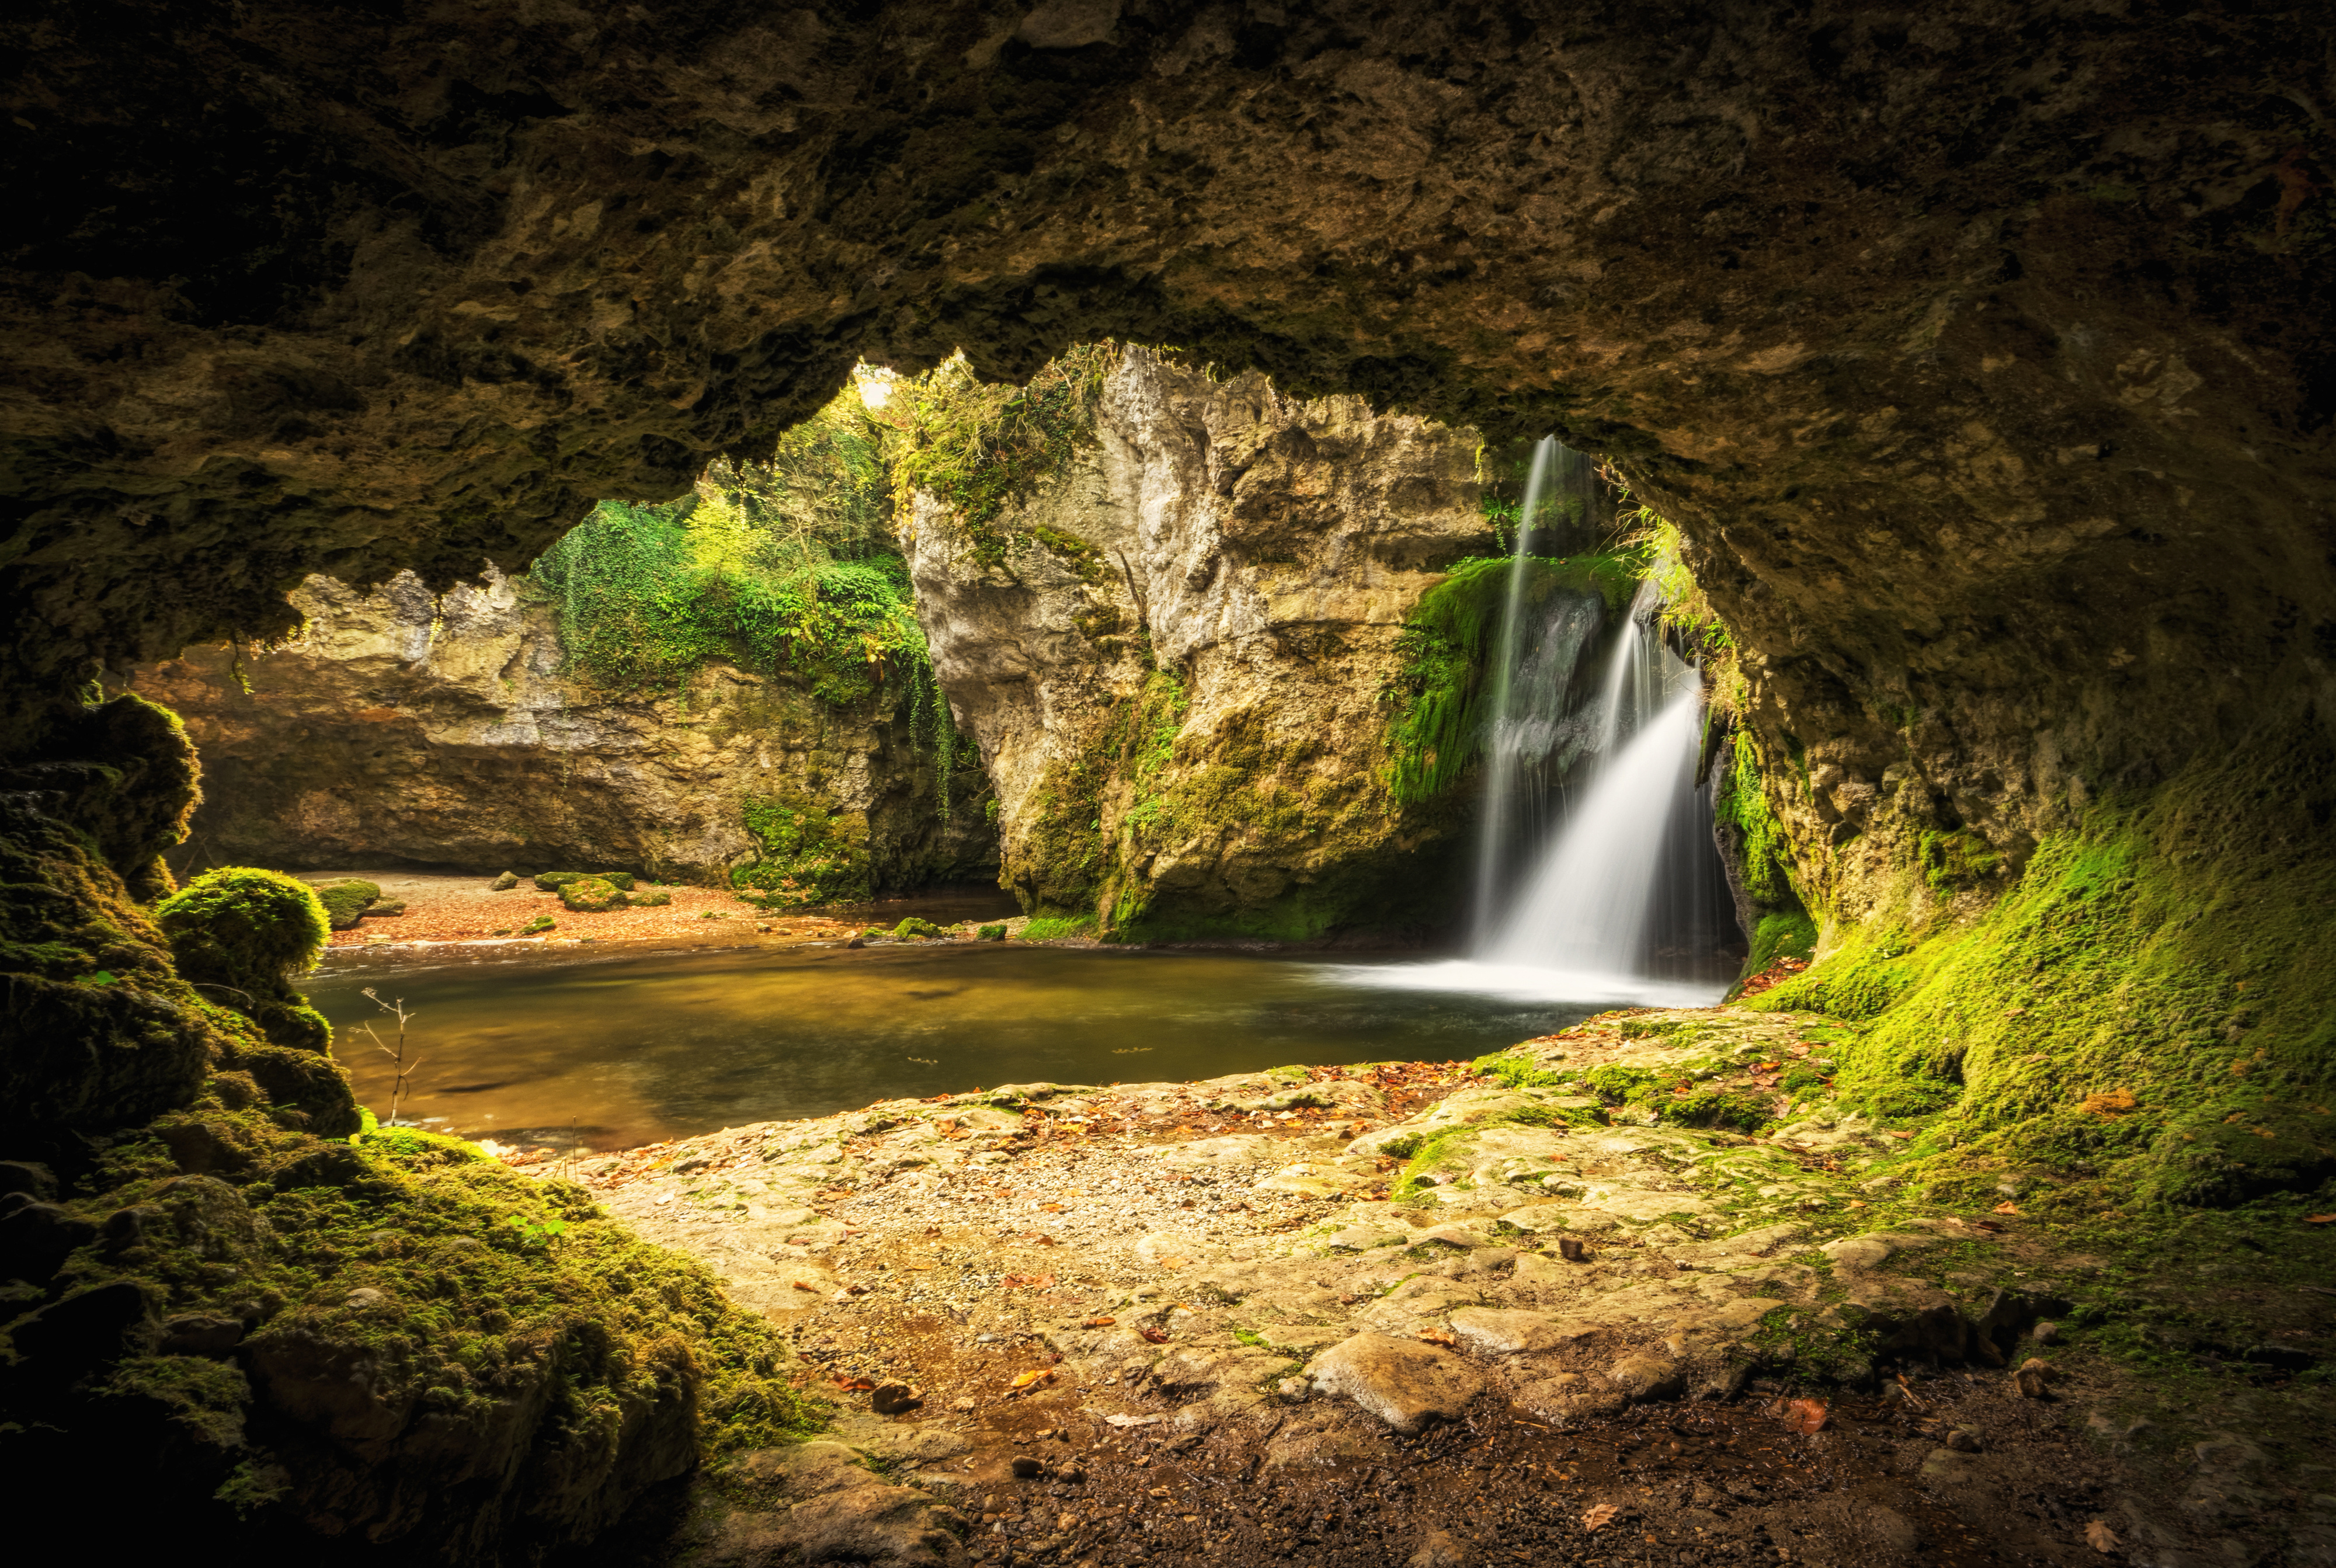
left=303, top=940, right=1688, bottom=1150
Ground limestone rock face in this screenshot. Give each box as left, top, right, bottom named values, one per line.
left=905, top=348, right=1484, bottom=937
left=133, top=567, right=995, bottom=886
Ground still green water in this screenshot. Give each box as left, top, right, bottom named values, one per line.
left=303, top=941, right=1598, bottom=1150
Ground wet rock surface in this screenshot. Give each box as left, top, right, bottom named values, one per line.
left=576, top=1008, right=2332, bottom=1567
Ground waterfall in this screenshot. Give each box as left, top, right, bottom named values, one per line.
left=1330, top=453, right=1734, bottom=1008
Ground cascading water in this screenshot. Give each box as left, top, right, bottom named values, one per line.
left=1335, top=444, right=1738, bottom=1007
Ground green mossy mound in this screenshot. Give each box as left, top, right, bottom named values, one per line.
left=1747, top=725, right=2336, bottom=1212
left=154, top=868, right=332, bottom=1053
left=630, top=888, right=670, bottom=908
left=2, top=1104, right=819, bottom=1558
left=733, top=790, right=871, bottom=908
left=309, top=878, right=380, bottom=930
left=891, top=916, right=944, bottom=940
left=976, top=922, right=1007, bottom=941
left=557, top=877, right=627, bottom=912
left=0, top=693, right=203, bottom=903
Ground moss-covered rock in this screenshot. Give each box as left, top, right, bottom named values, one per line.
left=489, top=870, right=519, bottom=891
left=556, top=877, right=626, bottom=912
left=309, top=878, right=379, bottom=930
left=891, top=917, right=944, bottom=940
left=154, top=868, right=332, bottom=1054
left=628, top=888, right=670, bottom=908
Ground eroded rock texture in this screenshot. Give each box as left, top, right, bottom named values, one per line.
left=908, top=347, right=1482, bottom=937
left=131, top=567, right=995, bottom=887
left=5, top=2, right=2329, bottom=923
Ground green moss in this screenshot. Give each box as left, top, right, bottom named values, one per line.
left=976, top=923, right=1007, bottom=941
left=519, top=915, right=556, bottom=936
left=12, top=1101, right=822, bottom=1550
left=309, top=878, right=379, bottom=931
left=1918, top=828, right=2003, bottom=894
left=557, top=876, right=627, bottom=912
left=1754, top=725, right=2336, bottom=1207
left=154, top=867, right=332, bottom=1052
left=1470, top=1051, right=1568, bottom=1091
left=887, top=346, right=1117, bottom=570
left=1382, top=550, right=1645, bottom=804
left=733, top=789, right=872, bottom=908
left=1018, top=915, right=1094, bottom=941
left=891, top=917, right=945, bottom=940
left=1715, top=726, right=1799, bottom=910
left=1742, top=910, right=1818, bottom=977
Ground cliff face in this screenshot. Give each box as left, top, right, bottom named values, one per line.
left=133, top=566, right=995, bottom=891
left=905, top=348, right=1487, bottom=939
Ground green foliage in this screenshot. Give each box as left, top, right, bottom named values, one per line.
left=1382, top=550, right=1645, bottom=804
left=1663, top=1087, right=1776, bottom=1132
left=154, top=868, right=332, bottom=1052
left=733, top=789, right=871, bottom=908
left=976, top=923, right=1007, bottom=941
left=885, top=345, right=1118, bottom=569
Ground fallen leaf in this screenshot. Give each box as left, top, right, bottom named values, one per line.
left=1777, top=1397, right=1829, bottom=1434
left=1007, top=1368, right=1057, bottom=1395
left=1993, top=1201, right=2022, bottom=1215
left=1082, top=1316, right=1117, bottom=1327
left=2306, top=1214, right=2336, bottom=1225
left=2082, top=1089, right=2140, bottom=1118
left=1582, top=1503, right=1620, bottom=1532
left=1104, top=1413, right=1161, bottom=1428
left=1148, top=1486, right=1172, bottom=1499
left=1884, top=1130, right=1915, bottom=1141
left=1417, top=1326, right=1459, bottom=1347
left=1040, top=1202, right=1066, bottom=1212
left=904, top=1263, right=934, bottom=1271
left=2085, top=1520, right=2123, bottom=1553
left=831, top=1376, right=876, bottom=1392
left=1847, top=1200, right=1868, bottom=1209
left=1139, top=1327, right=1170, bottom=1344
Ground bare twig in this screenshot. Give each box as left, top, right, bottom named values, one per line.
left=359, top=987, right=420, bottom=1126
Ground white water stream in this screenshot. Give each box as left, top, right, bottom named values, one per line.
left=1336, top=457, right=1732, bottom=1009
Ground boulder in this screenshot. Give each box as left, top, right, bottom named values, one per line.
left=491, top=871, right=519, bottom=890
left=1447, top=1308, right=1593, bottom=1356
left=1306, top=1332, right=1485, bottom=1434
left=557, top=877, right=627, bottom=912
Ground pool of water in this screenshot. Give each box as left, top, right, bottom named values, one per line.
left=301, top=941, right=1706, bottom=1150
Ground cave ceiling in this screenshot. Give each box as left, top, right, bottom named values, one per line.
left=2, top=0, right=2331, bottom=864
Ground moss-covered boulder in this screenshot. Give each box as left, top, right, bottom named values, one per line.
left=309, top=878, right=379, bottom=930
left=557, top=877, right=627, bottom=912
left=154, top=868, right=332, bottom=1054
left=490, top=870, right=519, bottom=891
left=891, top=916, right=944, bottom=940
left=976, top=923, right=1007, bottom=941
left=628, top=888, right=670, bottom=908
left=534, top=871, right=583, bottom=891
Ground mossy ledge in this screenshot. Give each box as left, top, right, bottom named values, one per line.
left=0, top=700, right=816, bottom=1560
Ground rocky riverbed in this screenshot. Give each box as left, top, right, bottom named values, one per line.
left=524, top=1010, right=2334, bottom=1568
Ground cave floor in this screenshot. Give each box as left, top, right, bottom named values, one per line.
left=554, top=1010, right=2332, bottom=1568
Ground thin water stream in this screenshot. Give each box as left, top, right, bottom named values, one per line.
left=304, top=942, right=1605, bottom=1150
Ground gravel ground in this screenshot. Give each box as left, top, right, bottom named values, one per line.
left=297, top=869, right=1009, bottom=949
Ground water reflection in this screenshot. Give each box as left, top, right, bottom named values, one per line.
left=304, top=943, right=1607, bottom=1150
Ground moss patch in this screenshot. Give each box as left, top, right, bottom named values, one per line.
left=154, top=867, right=331, bottom=1052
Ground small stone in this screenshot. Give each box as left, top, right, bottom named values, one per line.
left=1945, top=1426, right=1982, bottom=1453
left=1408, top=1528, right=1473, bottom=1568
left=1605, top=1353, right=1684, bottom=1402
left=1277, top=1376, right=1309, bottom=1399
left=1011, top=1455, right=1044, bottom=1478
left=2032, top=1320, right=2062, bottom=1346
left=2014, top=1357, right=2061, bottom=1399
left=491, top=871, right=519, bottom=890
left=871, top=1381, right=922, bottom=1414
left=1307, top=1332, right=1486, bottom=1434
left=953, top=1396, right=978, bottom=1411
left=344, top=1287, right=387, bottom=1308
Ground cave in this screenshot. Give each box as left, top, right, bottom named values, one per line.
left=2, top=5, right=2331, bottom=1566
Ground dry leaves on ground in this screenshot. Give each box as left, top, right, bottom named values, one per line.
left=2085, top=1520, right=2123, bottom=1553
left=1993, top=1201, right=2022, bottom=1215
left=1000, top=1272, right=1057, bottom=1289
left=1082, top=1316, right=1117, bottom=1327
left=1007, top=1369, right=1057, bottom=1395
left=1774, top=1397, right=1830, bottom=1434
left=1417, top=1326, right=1459, bottom=1347
left=1582, top=1504, right=1620, bottom=1532
left=1139, top=1327, right=1170, bottom=1344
